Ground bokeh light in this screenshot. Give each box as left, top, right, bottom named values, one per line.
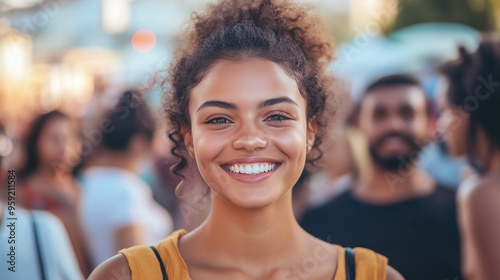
left=131, top=29, right=157, bottom=54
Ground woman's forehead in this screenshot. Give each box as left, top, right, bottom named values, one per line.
left=190, top=58, right=304, bottom=108
left=199, top=58, right=295, bottom=86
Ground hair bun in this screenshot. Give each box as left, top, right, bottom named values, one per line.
left=187, top=0, right=334, bottom=70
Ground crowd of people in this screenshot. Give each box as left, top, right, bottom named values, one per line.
left=0, top=0, right=499, bottom=279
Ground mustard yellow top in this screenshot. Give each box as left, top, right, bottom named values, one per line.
left=119, top=230, right=388, bottom=280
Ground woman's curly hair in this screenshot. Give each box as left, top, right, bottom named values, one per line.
left=161, top=0, right=336, bottom=190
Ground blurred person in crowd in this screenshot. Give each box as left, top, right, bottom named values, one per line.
left=150, top=129, right=210, bottom=231
left=439, top=37, right=500, bottom=280
left=17, top=110, right=90, bottom=276
left=146, top=135, right=183, bottom=226
left=306, top=87, right=356, bottom=210
left=291, top=169, right=311, bottom=220
left=90, top=1, right=404, bottom=279
left=294, top=128, right=355, bottom=220
left=301, top=74, right=462, bottom=280
left=79, top=90, right=173, bottom=268
left=0, top=121, right=83, bottom=280
left=165, top=158, right=211, bottom=232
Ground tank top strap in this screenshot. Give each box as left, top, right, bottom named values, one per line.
left=155, top=230, right=190, bottom=279
left=119, top=230, right=190, bottom=280
left=119, top=244, right=162, bottom=280
left=333, top=245, right=388, bottom=280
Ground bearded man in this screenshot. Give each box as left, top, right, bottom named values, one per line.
left=301, top=75, right=462, bottom=280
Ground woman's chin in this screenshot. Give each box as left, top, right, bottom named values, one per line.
left=220, top=191, right=283, bottom=210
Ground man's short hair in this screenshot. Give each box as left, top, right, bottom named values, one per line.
left=348, top=74, right=432, bottom=125
left=364, top=74, right=421, bottom=96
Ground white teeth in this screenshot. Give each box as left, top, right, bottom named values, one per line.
left=252, top=165, right=259, bottom=173
left=227, top=163, right=277, bottom=175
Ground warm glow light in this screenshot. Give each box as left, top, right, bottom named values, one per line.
left=44, top=65, right=65, bottom=111
left=3, top=0, right=44, bottom=9
left=131, top=29, right=157, bottom=53
left=63, top=47, right=121, bottom=75
left=70, top=67, right=94, bottom=103
left=102, top=0, right=130, bottom=34
left=349, top=0, right=396, bottom=32
left=0, top=31, right=32, bottom=82
left=0, top=134, right=13, bottom=158
left=31, top=62, right=95, bottom=113
left=0, top=26, right=34, bottom=118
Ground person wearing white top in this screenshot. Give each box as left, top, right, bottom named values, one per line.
left=0, top=207, right=84, bottom=280
left=80, top=166, right=173, bottom=267
left=78, top=91, right=173, bottom=268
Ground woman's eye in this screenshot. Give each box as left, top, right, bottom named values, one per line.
left=265, top=114, right=290, bottom=122
left=206, top=117, right=231, bottom=125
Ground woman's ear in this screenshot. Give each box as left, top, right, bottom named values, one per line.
left=306, top=118, right=317, bottom=153
left=181, top=125, right=195, bottom=158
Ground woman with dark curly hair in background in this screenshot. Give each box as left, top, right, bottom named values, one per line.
left=439, top=37, right=500, bottom=280
left=90, top=0, right=404, bottom=279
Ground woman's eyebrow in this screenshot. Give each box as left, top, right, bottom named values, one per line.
left=257, top=97, right=298, bottom=109
left=197, top=96, right=298, bottom=112
left=197, top=100, right=238, bottom=112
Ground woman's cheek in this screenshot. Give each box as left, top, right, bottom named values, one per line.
left=271, top=127, right=307, bottom=162
left=194, top=128, right=226, bottom=161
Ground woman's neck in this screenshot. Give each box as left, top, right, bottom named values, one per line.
left=475, top=127, right=500, bottom=175
left=484, top=149, right=500, bottom=175
left=185, top=190, right=308, bottom=266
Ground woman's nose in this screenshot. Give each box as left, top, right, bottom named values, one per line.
left=232, top=122, right=267, bottom=151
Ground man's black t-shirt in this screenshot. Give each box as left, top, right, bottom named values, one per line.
left=300, top=185, right=462, bottom=280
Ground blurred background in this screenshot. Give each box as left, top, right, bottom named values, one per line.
left=0, top=0, right=499, bottom=277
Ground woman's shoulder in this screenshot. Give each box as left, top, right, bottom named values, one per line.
left=88, top=254, right=131, bottom=280
left=458, top=173, right=500, bottom=209
left=458, top=174, right=500, bottom=242
left=88, top=243, right=161, bottom=280
left=89, top=230, right=188, bottom=280
left=386, top=265, right=405, bottom=280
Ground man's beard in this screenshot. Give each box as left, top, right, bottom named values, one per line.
left=368, top=132, right=423, bottom=171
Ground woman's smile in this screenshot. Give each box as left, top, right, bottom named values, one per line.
left=221, top=157, right=282, bottom=183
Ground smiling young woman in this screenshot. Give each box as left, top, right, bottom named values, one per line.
left=89, top=0, right=404, bottom=279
